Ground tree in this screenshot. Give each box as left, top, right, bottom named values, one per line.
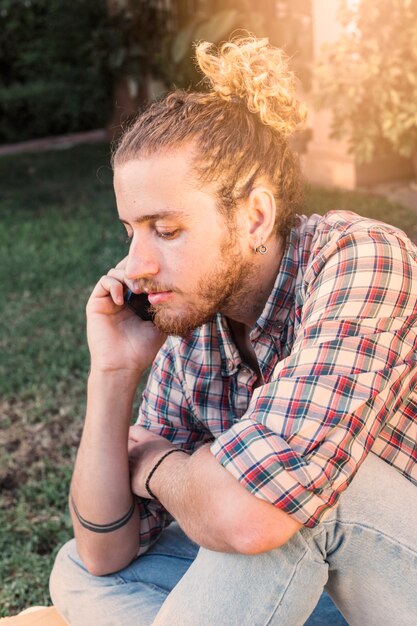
left=166, top=0, right=313, bottom=90
left=314, top=0, right=417, bottom=163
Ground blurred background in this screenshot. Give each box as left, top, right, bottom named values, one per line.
left=1, top=0, right=417, bottom=616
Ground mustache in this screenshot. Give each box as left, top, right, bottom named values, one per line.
left=131, top=280, right=176, bottom=294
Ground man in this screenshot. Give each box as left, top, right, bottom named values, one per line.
left=50, top=38, right=417, bottom=625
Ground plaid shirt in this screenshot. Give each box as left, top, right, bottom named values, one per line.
left=135, top=210, right=417, bottom=553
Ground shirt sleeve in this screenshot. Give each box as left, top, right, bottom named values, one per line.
left=134, top=340, right=213, bottom=554
left=211, top=227, right=417, bottom=527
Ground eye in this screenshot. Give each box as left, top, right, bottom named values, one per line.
left=156, top=229, right=179, bottom=240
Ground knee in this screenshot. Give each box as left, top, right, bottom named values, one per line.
left=49, top=539, right=86, bottom=609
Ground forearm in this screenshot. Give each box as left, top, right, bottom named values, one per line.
left=146, top=444, right=302, bottom=554
left=70, top=369, right=141, bottom=575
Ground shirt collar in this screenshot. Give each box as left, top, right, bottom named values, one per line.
left=250, top=222, right=301, bottom=340
left=215, top=314, right=241, bottom=376
left=215, top=220, right=301, bottom=374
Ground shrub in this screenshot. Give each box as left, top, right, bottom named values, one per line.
left=165, top=0, right=313, bottom=90
left=0, top=0, right=113, bottom=143
left=314, top=0, right=417, bottom=163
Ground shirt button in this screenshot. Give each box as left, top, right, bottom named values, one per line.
left=226, top=359, right=234, bottom=371
left=274, top=321, right=284, bottom=332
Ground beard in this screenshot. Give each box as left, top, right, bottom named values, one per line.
left=151, top=235, right=256, bottom=338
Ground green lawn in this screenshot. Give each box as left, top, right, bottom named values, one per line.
left=0, top=143, right=127, bottom=615
left=1, top=143, right=416, bottom=615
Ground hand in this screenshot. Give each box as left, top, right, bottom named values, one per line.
left=86, top=257, right=166, bottom=376
left=128, top=425, right=175, bottom=498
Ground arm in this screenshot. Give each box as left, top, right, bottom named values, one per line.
left=70, top=370, right=141, bottom=576
left=70, top=259, right=170, bottom=576
left=129, top=431, right=302, bottom=554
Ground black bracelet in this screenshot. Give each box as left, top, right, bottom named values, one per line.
left=70, top=495, right=136, bottom=533
left=145, top=449, right=189, bottom=499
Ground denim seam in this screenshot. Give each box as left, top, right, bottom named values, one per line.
left=142, top=551, right=197, bottom=561
left=264, top=545, right=310, bottom=626
left=299, top=526, right=327, bottom=564
left=112, top=573, right=171, bottom=597
left=322, top=519, right=417, bottom=556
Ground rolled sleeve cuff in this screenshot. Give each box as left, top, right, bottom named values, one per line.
left=136, top=499, right=173, bottom=556
left=210, top=419, right=339, bottom=528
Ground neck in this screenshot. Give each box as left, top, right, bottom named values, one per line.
left=222, top=235, right=285, bottom=329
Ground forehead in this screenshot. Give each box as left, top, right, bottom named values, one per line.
left=114, top=147, right=201, bottom=204
left=113, top=148, right=223, bottom=226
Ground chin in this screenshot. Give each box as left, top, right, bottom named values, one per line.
left=153, top=307, right=216, bottom=338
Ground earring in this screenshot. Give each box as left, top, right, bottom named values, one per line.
left=254, top=243, right=268, bottom=255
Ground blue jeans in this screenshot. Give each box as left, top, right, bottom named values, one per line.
left=50, top=454, right=417, bottom=625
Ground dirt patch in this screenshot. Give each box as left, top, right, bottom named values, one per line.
left=0, top=398, right=82, bottom=503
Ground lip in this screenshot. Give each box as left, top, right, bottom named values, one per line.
left=147, top=291, right=173, bottom=305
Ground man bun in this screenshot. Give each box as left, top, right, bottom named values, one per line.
left=195, top=36, right=306, bottom=138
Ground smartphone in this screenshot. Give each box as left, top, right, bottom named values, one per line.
left=124, top=289, right=155, bottom=322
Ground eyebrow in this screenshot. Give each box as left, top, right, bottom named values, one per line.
left=119, top=210, right=189, bottom=226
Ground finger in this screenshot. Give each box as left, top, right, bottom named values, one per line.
left=115, top=255, right=129, bottom=270
left=104, top=276, right=125, bottom=306
left=128, top=440, right=141, bottom=458
left=129, top=424, right=148, bottom=440
left=93, top=275, right=125, bottom=306
left=128, top=425, right=142, bottom=443
left=107, top=267, right=126, bottom=281
left=107, top=267, right=138, bottom=293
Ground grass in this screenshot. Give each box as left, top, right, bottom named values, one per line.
left=0, top=143, right=128, bottom=615
left=305, top=182, right=417, bottom=238
left=1, top=142, right=416, bottom=616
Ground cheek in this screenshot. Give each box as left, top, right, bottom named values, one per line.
left=163, top=234, right=215, bottom=268
left=157, top=224, right=225, bottom=283
left=156, top=243, right=191, bottom=280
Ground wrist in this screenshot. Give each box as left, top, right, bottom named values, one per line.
left=85, top=369, right=140, bottom=432
left=145, top=449, right=190, bottom=499
left=88, top=367, right=143, bottom=392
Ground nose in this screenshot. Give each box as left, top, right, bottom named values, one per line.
left=124, top=236, right=159, bottom=280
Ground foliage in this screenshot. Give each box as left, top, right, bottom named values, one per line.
left=164, top=0, right=313, bottom=90
left=105, top=0, right=171, bottom=99
left=0, top=0, right=313, bottom=142
left=314, top=0, right=417, bottom=163
left=0, top=0, right=114, bottom=143
left=1, top=142, right=415, bottom=615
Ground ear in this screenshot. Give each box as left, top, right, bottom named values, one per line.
left=246, top=186, right=276, bottom=250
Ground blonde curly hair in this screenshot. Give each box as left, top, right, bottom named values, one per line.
left=113, top=36, right=306, bottom=237
left=196, top=38, right=306, bottom=136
